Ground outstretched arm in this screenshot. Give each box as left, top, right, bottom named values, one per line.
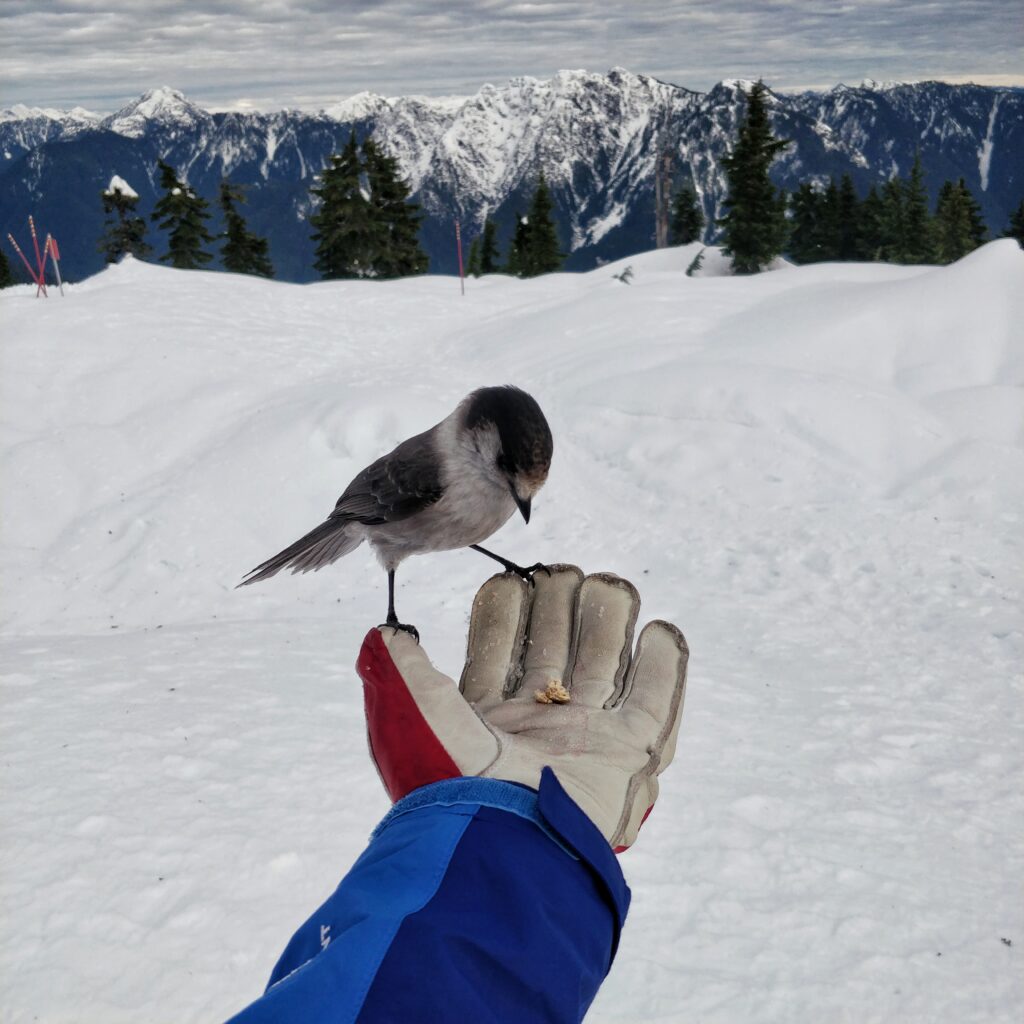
left=226, top=567, right=688, bottom=1024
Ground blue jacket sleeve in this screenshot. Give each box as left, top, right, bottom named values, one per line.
left=225, top=768, right=631, bottom=1024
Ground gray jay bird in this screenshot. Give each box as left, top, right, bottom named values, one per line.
left=238, top=386, right=553, bottom=637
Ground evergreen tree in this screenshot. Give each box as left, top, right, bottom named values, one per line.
left=718, top=80, right=791, bottom=274
left=466, top=236, right=481, bottom=277
left=857, top=185, right=886, bottom=260
left=958, top=177, right=987, bottom=249
left=98, top=180, right=151, bottom=263
left=479, top=219, right=500, bottom=273
left=788, top=182, right=822, bottom=264
left=837, top=174, right=860, bottom=260
left=362, top=137, right=428, bottom=278
left=1003, top=199, right=1024, bottom=247
left=816, top=178, right=842, bottom=261
left=669, top=183, right=705, bottom=245
left=933, top=178, right=987, bottom=264
left=219, top=181, right=273, bottom=277
left=151, top=161, right=215, bottom=269
left=0, top=244, right=17, bottom=288
left=522, top=172, right=563, bottom=276
left=789, top=176, right=862, bottom=264
left=879, top=177, right=909, bottom=262
left=506, top=214, right=530, bottom=276
left=310, top=135, right=376, bottom=280
left=902, top=152, right=935, bottom=263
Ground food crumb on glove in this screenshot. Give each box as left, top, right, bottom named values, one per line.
left=534, top=679, right=570, bottom=704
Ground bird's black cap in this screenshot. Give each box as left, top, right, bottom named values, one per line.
left=463, top=385, right=553, bottom=477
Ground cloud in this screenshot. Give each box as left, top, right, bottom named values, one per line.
left=1, top=1, right=1019, bottom=111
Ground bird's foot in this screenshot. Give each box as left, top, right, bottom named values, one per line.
left=469, top=545, right=550, bottom=584
left=382, top=617, right=420, bottom=643
left=506, top=561, right=551, bottom=584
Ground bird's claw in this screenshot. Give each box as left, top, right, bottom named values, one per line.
left=507, top=562, right=551, bottom=585
left=382, top=619, right=420, bottom=643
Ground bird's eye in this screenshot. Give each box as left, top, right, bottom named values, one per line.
left=496, top=453, right=510, bottom=474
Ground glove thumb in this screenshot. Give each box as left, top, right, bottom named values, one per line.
left=357, top=628, right=499, bottom=801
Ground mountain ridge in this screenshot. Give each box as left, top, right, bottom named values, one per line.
left=2, top=71, right=1021, bottom=281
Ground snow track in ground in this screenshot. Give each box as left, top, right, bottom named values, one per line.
left=2, top=242, right=1022, bottom=1022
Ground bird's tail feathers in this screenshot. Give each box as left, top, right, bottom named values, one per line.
left=237, top=520, right=362, bottom=587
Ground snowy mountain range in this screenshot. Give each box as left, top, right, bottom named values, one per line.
left=2, top=70, right=1021, bottom=281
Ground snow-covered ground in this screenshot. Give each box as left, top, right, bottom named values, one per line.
left=2, top=242, right=1022, bottom=1022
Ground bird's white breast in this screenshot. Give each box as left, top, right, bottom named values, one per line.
left=363, top=413, right=516, bottom=570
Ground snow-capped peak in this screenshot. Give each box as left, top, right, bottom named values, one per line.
left=860, top=78, right=918, bottom=92
left=323, top=91, right=391, bottom=122
left=718, top=78, right=758, bottom=92
left=0, top=103, right=99, bottom=124
left=103, top=87, right=209, bottom=137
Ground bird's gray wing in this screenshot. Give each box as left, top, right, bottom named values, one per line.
left=331, top=427, right=444, bottom=525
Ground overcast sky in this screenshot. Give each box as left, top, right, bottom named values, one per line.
left=2, top=1, right=1020, bottom=112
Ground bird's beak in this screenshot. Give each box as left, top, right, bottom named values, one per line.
left=515, top=494, right=532, bottom=523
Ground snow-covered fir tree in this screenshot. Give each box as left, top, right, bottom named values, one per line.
left=361, top=137, right=428, bottom=278
left=219, top=181, right=274, bottom=278
left=669, top=184, right=705, bottom=245
left=151, top=162, right=214, bottom=269
left=99, top=176, right=151, bottom=263
left=718, top=80, right=790, bottom=274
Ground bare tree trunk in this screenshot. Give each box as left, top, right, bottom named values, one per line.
left=655, top=148, right=674, bottom=248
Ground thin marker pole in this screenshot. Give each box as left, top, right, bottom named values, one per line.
left=28, top=216, right=47, bottom=297
left=7, top=233, right=42, bottom=290
left=455, top=220, right=465, bottom=296
left=39, top=233, right=52, bottom=290
left=49, top=237, right=65, bottom=296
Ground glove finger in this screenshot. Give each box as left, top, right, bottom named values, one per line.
left=567, top=574, right=640, bottom=709
left=360, top=627, right=500, bottom=802
left=616, top=620, right=689, bottom=761
left=460, top=573, right=531, bottom=704
left=517, top=564, right=584, bottom=698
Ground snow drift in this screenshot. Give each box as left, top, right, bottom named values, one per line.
left=1, top=242, right=1022, bottom=1022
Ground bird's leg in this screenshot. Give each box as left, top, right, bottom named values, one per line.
left=469, top=544, right=550, bottom=582
left=383, top=569, right=419, bottom=642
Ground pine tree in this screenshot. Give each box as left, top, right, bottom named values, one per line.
left=98, top=181, right=151, bottom=263
left=0, top=245, right=15, bottom=288
left=788, top=182, right=822, bottom=264
left=362, top=137, right=428, bottom=278
left=466, top=236, right=481, bottom=277
left=310, top=135, right=376, bottom=280
left=879, top=177, right=908, bottom=262
left=934, top=181, right=969, bottom=263
left=151, top=161, right=215, bottom=269
left=958, top=178, right=987, bottom=249
left=837, top=174, right=861, bottom=260
left=506, top=214, right=529, bottom=276
left=718, top=80, right=791, bottom=274
left=857, top=185, right=886, bottom=260
left=219, top=181, right=273, bottom=277
left=1003, top=199, right=1024, bottom=247
left=480, top=219, right=500, bottom=273
left=669, top=183, right=704, bottom=245
left=522, top=173, right=563, bottom=276
left=816, top=178, right=842, bottom=261
left=902, top=152, right=935, bottom=263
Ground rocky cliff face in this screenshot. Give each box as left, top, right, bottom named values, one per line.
left=2, top=72, right=1021, bottom=281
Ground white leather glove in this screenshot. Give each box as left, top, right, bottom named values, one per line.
left=358, top=565, right=689, bottom=851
